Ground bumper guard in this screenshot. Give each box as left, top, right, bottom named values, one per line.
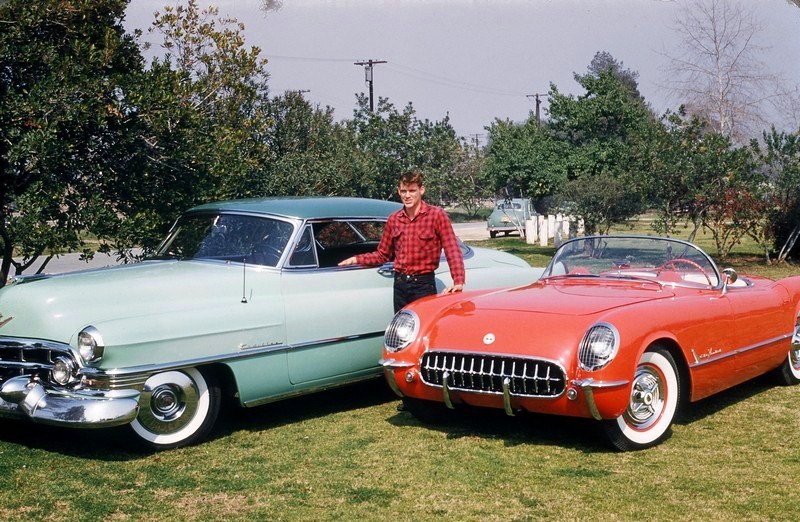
left=0, top=375, right=140, bottom=428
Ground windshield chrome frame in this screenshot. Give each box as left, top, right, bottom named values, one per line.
left=542, top=235, right=723, bottom=290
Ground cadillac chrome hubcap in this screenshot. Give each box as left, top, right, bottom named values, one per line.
left=137, top=371, right=200, bottom=434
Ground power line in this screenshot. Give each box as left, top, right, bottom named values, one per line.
left=267, top=53, right=530, bottom=99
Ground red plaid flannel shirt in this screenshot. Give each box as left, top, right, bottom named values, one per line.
left=356, top=201, right=466, bottom=286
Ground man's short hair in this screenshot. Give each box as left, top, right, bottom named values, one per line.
left=399, top=170, right=424, bottom=187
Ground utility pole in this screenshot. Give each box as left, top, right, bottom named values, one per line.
left=354, top=59, right=387, bottom=112
left=526, top=93, right=545, bottom=125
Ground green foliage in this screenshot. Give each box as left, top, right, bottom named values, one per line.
left=0, top=0, right=144, bottom=284
left=444, top=141, right=491, bottom=217
left=349, top=94, right=461, bottom=203
left=484, top=118, right=568, bottom=199
left=752, top=128, right=800, bottom=262
left=260, top=91, right=376, bottom=197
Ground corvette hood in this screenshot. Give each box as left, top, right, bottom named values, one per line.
left=465, top=279, right=674, bottom=316
left=417, top=279, right=675, bottom=365
left=0, top=260, right=272, bottom=345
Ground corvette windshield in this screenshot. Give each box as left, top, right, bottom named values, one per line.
left=153, top=213, right=294, bottom=267
left=543, top=236, right=720, bottom=287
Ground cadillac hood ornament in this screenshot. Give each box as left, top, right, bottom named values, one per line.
left=0, top=314, right=12, bottom=329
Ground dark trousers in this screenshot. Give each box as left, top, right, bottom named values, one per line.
left=393, top=272, right=436, bottom=313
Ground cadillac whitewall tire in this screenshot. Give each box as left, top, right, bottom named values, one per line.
left=130, top=368, right=221, bottom=450
left=602, top=349, right=680, bottom=451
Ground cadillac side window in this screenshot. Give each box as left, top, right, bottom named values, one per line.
left=308, top=220, right=386, bottom=268
left=288, top=225, right=318, bottom=268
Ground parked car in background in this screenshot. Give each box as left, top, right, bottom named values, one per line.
left=0, top=197, right=540, bottom=450
left=381, top=235, right=800, bottom=450
left=487, top=198, right=535, bottom=238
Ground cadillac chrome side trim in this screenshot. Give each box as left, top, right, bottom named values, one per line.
left=81, top=331, right=386, bottom=380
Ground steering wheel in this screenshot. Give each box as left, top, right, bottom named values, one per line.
left=250, top=242, right=283, bottom=267
left=656, top=258, right=712, bottom=285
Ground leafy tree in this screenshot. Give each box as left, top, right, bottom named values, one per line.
left=445, top=141, right=491, bottom=217
left=0, top=0, right=144, bottom=286
left=483, top=118, right=568, bottom=201
left=260, top=91, right=376, bottom=197
left=576, top=51, right=643, bottom=101
left=97, top=0, right=275, bottom=261
left=752, top=128, right=800, bottom=262
left=349, top=94, right=460, bottom=203
left=145, top=0, right=271, bottom=201
left=696, top=147, right=765, bottom=261
left=547, top=67, right=655, bottom=233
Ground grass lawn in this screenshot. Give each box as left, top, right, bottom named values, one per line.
left=2, top=223, right=799, bottom=520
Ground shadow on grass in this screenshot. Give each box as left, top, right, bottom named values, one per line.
left=0, top=378, right=397, bottom=460
left=220, top=378, right=396, bottom=434
left=0, top=374, right=781, bottom=458
left=386, top=404, right=609, bottom=453
left=385, top=373, right=785, bottom=453
left=674, top=372, right=777, bottom=425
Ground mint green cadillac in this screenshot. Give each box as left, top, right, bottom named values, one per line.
left=0, top=197, right=539, bottom=449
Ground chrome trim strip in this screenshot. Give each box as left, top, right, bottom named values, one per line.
left=688, top=332, right=792, bottom=368
left=79, top=331, right=385, bottom=380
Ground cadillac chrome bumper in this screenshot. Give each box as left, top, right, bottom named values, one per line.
left=0, top=375, right=140, bottom=428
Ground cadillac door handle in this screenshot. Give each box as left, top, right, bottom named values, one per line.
left=378, top=266, right=395, bottom=277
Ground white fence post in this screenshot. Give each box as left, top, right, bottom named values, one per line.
left=538, top=215, right=549, bottom=246
left=525, top=219, right=537, bottom=244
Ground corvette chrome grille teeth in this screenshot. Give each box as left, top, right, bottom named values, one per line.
left=420, top=351, right=566, bottom=398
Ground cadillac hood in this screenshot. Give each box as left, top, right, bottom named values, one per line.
left=0, top=261, right=282, bottom=350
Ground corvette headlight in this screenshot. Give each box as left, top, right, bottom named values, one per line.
left=384, top=310, right=419, bottom=353
left=77, top=326, right=105, bottom=363
left=578, top=323, right=619, bottom=371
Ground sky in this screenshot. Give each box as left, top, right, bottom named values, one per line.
left=124, top=0, right=800, bottom=142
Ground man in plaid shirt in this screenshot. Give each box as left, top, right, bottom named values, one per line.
left=339, top=171, right=465, bottom=312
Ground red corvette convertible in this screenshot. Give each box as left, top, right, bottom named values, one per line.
left=380, top=235, right=800, bottom=450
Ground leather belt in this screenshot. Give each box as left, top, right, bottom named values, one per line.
left=394, top=271, right=434, bottom=283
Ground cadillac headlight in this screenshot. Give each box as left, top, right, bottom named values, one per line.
left=384, top=310, right=419, bottom=352
left=51, top=356, right=76, bottom=385
left=77, top=326, right=105, bottom=363
left=578, top=323, right=619, bottom=371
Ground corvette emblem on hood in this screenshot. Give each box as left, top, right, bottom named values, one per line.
left=0, top=314, right=12, bottom=329
left=483, top=333, right=495, bottom=345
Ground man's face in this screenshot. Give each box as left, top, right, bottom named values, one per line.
left=398, top=182, right=424, bottom=210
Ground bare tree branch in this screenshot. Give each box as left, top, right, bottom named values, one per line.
left=662, top=0, right=794, bottom=141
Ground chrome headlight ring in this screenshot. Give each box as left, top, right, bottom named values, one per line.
left=578, top=323, right=620, bottom=371
left=51, top=356, right=77, bottom=385
left=77, top=325, right=105, bottom=363
left=384, top=310, right=420, bottom=353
